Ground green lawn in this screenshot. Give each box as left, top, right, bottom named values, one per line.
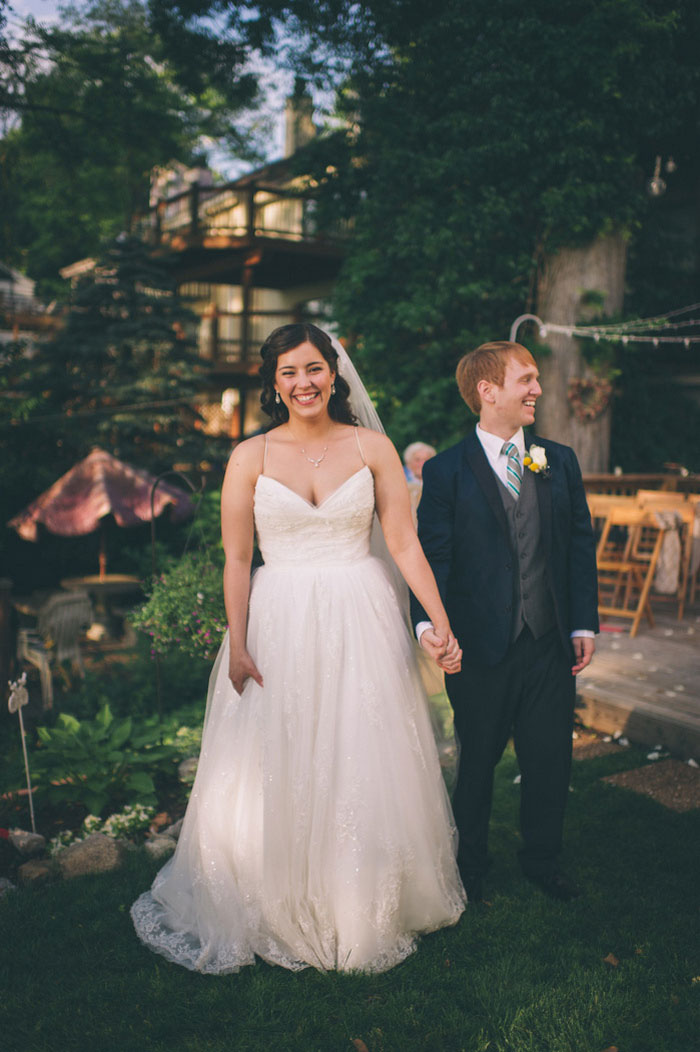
left=1, top=745, right=698, bottom=1052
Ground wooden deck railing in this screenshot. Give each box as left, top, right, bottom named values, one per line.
left=583, top=473, right=700, bottom=495
left=141, top=180, right=350, bottom=246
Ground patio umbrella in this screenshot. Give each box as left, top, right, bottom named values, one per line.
left=8, top=448, right=195, bottom=576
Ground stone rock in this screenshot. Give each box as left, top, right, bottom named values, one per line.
left=9, top=829, right=46, bottom=858
left=162, top=818, right=183, bottom=840
left=144, top=835, right=176, bottom=859
left=18, top=859, right=53, bottom=885
left=58, top=833, right=127, bottom=879
left=0, top=877, right=17, bottom=896
left=178, top=756, right=198, bottom=782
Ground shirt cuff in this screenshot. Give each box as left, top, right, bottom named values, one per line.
left=570, top=630, right=596, bottom=638
left=415, top=621, right=433, bottom=643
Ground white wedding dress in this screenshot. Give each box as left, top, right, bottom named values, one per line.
left=132, top=464, right=465, bottom=973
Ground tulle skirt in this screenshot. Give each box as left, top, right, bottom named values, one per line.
left=132, top=556, right=465, bottom=973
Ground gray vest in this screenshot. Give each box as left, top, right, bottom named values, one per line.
left=497, top=468, right=556, bottom=641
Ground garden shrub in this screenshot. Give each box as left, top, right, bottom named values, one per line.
left=49, top=803, right=156, bottom=853
left=31, top=703, right=181, bottom=816
left=130, top=548, right=227, bottom=661
left=56, top=636, right=210, bottom=722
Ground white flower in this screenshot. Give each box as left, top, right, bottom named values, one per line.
left=527, top=444, right=548, bottom=471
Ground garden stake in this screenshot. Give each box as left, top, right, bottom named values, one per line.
left=8, top=673, right=37, bottom=834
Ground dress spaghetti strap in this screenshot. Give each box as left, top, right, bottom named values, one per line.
left=354, top=426, right=367, bottom=465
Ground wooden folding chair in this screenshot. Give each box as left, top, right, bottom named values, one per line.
left=587, top=494, right=638, bottom=561
left=596, top=505, right=666, bottom=637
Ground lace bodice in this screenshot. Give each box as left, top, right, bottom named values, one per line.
left=254, top=465, right=375, bottom=566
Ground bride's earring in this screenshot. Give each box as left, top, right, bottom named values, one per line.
left=330, top=382, right=336, bottom=395
left=275, top=391, right=281, bottom=404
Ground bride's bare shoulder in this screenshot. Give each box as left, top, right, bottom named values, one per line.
left=224, top=433, right=267, bottom=484
left=355, top=427, right=397, bottom=459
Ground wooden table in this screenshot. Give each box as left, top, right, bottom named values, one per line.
left=60, top=574, right=142, bottom=637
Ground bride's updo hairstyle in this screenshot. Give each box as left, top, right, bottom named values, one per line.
left=260, top=323, right=358, bottom=426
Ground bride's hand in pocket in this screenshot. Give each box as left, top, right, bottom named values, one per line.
left=228, top=649, right=263, bottom=694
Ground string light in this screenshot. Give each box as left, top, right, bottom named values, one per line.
left=510, top=303, right=700, bottom=346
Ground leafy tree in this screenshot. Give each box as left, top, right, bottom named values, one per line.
left=160, top=0, right=700, bottom=464
left=316, top=0, right=700, bottom=458
left=0, top=0, right=261, bottom=297
left=0, top=234, right=220, bottom=588
left=4, top=233, right=211, bottom=472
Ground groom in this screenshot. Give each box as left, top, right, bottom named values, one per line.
left=413, top=341, right=598, bottom=903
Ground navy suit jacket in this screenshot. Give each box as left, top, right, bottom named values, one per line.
left=411, top=428, right=599, bottom=666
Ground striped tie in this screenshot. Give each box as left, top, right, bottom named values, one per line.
left=503, top=441, right=522, bottom=499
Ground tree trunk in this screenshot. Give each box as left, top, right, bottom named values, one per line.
left=535, top=233, right=627, bottom=471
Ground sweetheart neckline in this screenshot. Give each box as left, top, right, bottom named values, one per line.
left=256, top=465, right=371, bottom=510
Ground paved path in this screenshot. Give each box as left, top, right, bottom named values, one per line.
left=576, top=600, right=700, bottom=758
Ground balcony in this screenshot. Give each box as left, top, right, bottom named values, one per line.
left=139, top=170, right=348, bottom=372
left=142, top=177, right=349, bottom=285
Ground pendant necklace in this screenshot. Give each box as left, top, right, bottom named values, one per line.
left=301, top=444, right=328, bottom=468
left=290, top=426, right=331, bottom=468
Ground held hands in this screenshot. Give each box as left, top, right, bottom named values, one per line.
left=420, top=627, right=462, bottom=675
left=228, top=648, right=264, bottom=694
left=571, top=636, right=595, bottom=675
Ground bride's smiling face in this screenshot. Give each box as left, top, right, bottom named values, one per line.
left=275, top=341, right=336, bottom=420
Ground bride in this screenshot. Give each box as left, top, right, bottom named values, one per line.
left=132, top=323, right=466, bottom=974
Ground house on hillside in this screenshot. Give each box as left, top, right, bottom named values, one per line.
left=61, top=91, right=348, bottom=445
left=143, top=93, right=347, bottom=441
left=0, top=262, right=58, bottom=348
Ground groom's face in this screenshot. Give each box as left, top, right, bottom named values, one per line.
left=488, top=355, right=541, bottom=434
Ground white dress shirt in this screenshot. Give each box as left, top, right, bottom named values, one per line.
left=416, top=424, right=594, bottom=642
left=475, top=423, right=526, bottom=489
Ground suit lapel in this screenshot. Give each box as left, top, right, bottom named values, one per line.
left=527, top=430, right=553, bottom=555
left=463, top=430, right=510, bottom=541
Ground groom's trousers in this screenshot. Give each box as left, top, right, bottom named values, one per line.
left=446, top=625, right=575, bottom=881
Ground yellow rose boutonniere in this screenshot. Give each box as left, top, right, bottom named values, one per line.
left=524, top=445, right=550, bottom=478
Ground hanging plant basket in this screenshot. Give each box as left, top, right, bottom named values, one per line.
left=567, top=377, right=613, bottom=422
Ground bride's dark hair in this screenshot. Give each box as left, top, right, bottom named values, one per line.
left=259, top=323, right=358, bottom=426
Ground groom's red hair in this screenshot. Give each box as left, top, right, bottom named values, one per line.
left=456, top=341, right=536, bottom=414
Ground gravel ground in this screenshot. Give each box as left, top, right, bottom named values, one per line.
left=602, top=758, right=700, bottom=812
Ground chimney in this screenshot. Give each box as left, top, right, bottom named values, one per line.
left=284, top=78, right=316, bottom=157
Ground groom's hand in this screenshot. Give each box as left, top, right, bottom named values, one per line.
left=420, top=629, right=462, bottom=674
left=437, top=633, right=462, bottom=675
left=571, top=636, right=595, bottom=675
left=419, top=628, right=448, bottom=662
